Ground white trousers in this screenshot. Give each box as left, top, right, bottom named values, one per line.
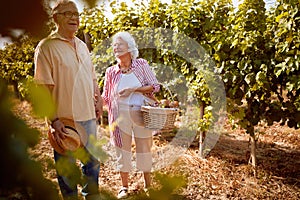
left=115, top=105, right=153, bottom=172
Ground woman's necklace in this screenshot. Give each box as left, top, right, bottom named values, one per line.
left=121, top=67, right=132, bottom=74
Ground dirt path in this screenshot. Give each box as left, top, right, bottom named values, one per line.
left=15, top=100, right=300, bottom=199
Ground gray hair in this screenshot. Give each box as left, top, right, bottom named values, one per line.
left=52, top=0, right=77, bottom=16
left=112, top=31, right=139, bottom=59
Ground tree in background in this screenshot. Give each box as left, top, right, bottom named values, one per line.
left=220, top=0, right=270, bottom=168
left=0, top=35, right=37, bottom=99
left=271, top=0, right=300, bottom=129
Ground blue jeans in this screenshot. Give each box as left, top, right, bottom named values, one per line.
left=54, top=119, right=100, bottom=199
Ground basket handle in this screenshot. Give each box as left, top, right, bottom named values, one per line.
left=160, top=83, right=175, bottom=102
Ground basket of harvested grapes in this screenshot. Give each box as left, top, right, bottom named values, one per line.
left=141, top=99, right=179, bottom=131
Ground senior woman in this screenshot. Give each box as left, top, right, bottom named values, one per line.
left=102, top=31, right=160, bottom=198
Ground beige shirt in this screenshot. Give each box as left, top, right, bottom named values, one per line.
left=34, top=32, right=96, bottom=121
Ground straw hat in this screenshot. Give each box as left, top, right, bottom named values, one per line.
left=48, top=118, right=88, bottom=154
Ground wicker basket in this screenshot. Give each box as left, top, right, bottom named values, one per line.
left=141, top=106, right=179, bottom=130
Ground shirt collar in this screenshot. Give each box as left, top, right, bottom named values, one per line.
left=49, top=31, right=77, bottom=43
left=131, top=59, right=137, bottom=69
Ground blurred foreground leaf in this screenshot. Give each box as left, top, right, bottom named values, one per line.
left=27, top=82, right=55, bottom=118
left=0, top=78, right=59, bottom=199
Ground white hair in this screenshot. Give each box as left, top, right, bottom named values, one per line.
left=112, top=31, right=139, bottom=59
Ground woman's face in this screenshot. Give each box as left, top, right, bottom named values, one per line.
left=113, top=37, right=130, bottom=58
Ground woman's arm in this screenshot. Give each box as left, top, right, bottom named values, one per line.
left=140, top=59, right=160, bottom=93
left=134, top=85, right=154, bottom=94
left=118, top=85, right=153, bottom=97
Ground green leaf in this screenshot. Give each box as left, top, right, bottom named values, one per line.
left=28, top=83, right=55, bottom=118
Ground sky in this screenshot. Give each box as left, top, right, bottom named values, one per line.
left=0, top=0, right=275, bottom=49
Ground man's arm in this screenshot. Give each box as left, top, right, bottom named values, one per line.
left=42, top=84, right=67, bottom=140
left=93, top=80, right=103, bottom=120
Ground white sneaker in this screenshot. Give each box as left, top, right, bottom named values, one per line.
left=117, top=187, right=128, bottom=199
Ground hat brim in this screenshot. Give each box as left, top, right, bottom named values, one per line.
left=59, top=118, right=88, bottom=146
left=48, top=118, right=88, bottom=154
left=60, top=126, right=81, bottom=151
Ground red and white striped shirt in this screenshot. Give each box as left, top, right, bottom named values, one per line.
left=102, top=58, right=160, bottom=147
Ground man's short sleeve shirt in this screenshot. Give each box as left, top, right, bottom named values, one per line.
left=34, top=32, right=96, bottom=121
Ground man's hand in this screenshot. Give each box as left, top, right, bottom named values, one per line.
left=50, top=119, right=67, bottom=143
left=94, top=95, right=103, bottom=120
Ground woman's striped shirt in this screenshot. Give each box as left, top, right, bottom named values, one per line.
left=102, top=58, right=160, bottom=147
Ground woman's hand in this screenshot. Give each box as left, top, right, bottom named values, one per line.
left=119, top=88, right=135, bottom=97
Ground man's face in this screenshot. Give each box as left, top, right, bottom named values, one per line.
left=55, top=3, right=79, bottom=34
